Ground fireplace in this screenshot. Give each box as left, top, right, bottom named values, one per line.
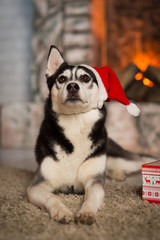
left=117, top=31, right=160, bottom=102
left=94, top=0, right=160, bottom=103
left=91, top=0, right=160, bottom=153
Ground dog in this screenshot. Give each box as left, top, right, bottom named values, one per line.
left=26, top=46, right=156, bottom=224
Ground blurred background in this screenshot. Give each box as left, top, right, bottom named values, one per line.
left=0, top=0, right=160, bottom=176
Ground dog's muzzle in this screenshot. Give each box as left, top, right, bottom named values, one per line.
left=66, top=83, right=81, bottom=101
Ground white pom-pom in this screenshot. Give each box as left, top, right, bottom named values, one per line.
left=126, top=103, right=140, bottom=117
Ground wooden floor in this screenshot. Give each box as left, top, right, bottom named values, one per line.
left=0, top=148, right=142, bottom=186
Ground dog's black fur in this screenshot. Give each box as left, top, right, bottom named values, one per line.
left=35, top=96, right=74, bottom=165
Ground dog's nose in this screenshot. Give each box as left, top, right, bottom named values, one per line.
left=67, top=83, right=80, bottom=93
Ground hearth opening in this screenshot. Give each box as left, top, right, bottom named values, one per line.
left=119, top=43, right=160, bottom=102
left=94, top=0, right=160, bottom=103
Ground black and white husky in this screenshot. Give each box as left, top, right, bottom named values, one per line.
left=27, top=46, right=156, bottom=224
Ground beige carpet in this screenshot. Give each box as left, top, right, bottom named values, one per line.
left=0, top=166, right=160, bottom=240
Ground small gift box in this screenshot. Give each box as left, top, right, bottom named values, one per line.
left=142, top=160, right=160, bottom=203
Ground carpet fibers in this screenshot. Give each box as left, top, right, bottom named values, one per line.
left=0, top=166, right=160, bottom=240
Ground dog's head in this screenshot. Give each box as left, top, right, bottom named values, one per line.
left=46, top=46, right=101, bottom=114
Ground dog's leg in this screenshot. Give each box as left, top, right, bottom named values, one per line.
left=76, top=180, right=105, bottom=224
left=76, top=155, right=106, bottom=224
left=106, top=137, right=158, bottom=180
left=26, top=171, right=73, bottom=223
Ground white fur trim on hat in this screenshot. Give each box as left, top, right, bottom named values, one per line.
left=79, top=64, right=108, bottom=109
left=126, top=103, right=140, bottom=117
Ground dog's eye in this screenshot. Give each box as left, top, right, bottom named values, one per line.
left=80, top=74, right=91, bottom=83
left=58, top=75, right=67, bottom=84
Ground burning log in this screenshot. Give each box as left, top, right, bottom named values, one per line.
left=143, top=65, right=160, bottom=88
left=118, top=64, right=160, bottom=102
left=117, top=63, right=139, bottom=89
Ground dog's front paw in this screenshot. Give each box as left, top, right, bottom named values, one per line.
left=50, top=206, right=73, bottom=224
left=75, top=212, right=96, bottom=225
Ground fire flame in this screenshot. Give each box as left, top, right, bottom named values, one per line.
left=133, top=52, right=150, bottom=72
left=135, top=73, right=154, bottom=87
left=143, top=78, right=154, bottom=87
left=133, top=52, right=155, bottom=87
left=135, top=72, right=143, bottom=81
left=135, top=72, right=154, bottom=87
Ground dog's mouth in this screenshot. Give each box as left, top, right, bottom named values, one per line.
left=61, top=90, right=88, bottom=105
left=65, top=95, right=83, bottom=103
left=64, top=92, right=83, bottom=103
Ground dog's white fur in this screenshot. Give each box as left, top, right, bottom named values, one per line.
left=27, top=109, right=106, bottom=223
left=40, top=110, right=106, bottom=191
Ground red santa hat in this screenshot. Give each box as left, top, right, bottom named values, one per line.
left=80, top=65, right=140, bottom=117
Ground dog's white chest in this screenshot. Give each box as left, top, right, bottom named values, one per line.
left=40, top=109, right=101, bottom=188
left=57, top=109, right=100, bottom=161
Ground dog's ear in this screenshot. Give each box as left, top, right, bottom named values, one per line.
left=46, top=46, right=64, bottom=77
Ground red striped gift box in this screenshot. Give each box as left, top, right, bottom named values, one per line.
left=142, top=160, right=160, bottom=203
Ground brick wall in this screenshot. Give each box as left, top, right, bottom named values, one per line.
left=32, top=0, right=93, bottom=101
